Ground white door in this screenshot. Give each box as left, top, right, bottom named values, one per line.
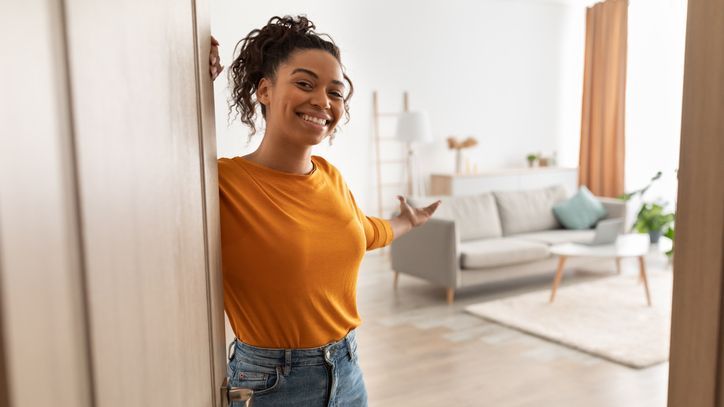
left=0, top=1, right=225, bottom=406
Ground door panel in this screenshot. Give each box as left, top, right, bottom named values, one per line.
left=62, top=0, right=217, bottom=405
left=0, top=1, right=93, bottom=406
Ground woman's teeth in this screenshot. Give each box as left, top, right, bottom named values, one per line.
left=300, top=114, right=327, bottom=126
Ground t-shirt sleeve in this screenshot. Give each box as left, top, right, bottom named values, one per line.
left=345, top=185, right=394, bottom=250
left=361, top=215, right=394, bottom=250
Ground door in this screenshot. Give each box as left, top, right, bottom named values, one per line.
left=667, top=0, right=724, bottom=405
left=0, top=0, right=225, bottom=406
left=0, top=1, right=93, bottom=406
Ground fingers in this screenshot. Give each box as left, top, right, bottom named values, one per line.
left=209, top=36, right=223, bottom=80
left=210, top=63, right=223, bottom=80
left=210, top=60, right=222, bottom=80
left=423, top=200, right=442, bottom=215
left=396, top=195, right=441, bottom=214
left=210, top=48, right=219, bottom=65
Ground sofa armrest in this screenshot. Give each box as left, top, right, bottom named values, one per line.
left=390, top=218, right=460, bottom=289
left=597, top=197, right=627, bottom=225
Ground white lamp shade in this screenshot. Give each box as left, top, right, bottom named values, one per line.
left=395, top=111, right=433, bottom=143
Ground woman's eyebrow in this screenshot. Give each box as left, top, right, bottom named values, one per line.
left=291, top=67, right=345, bottom=88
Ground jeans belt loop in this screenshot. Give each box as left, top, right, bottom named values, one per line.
left=345, top=335, right=356, bottom=362
left=283, top=349, right=292, bottom=376
left=227, top=338, right=236, bottom=362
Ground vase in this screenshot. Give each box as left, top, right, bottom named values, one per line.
left=648, top=230, right=662, bottom=244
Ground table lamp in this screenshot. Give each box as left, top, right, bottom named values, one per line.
left=395, top=111, right=433, bottom=196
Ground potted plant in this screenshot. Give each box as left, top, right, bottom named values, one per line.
left=447, top=136, right=478, bottom=174
left=618, top=171, right=662, bottom=201
left=663, top=224, right=675, bottom=260
left=631, top=202, right=675, bottom=243
left=526, top=153, right=538, bottom=168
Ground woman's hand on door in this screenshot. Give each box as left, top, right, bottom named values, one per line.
left=210, top=35, right=224, bottom=81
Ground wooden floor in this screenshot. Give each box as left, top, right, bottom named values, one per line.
left=355, top=251, right=671, bottom=407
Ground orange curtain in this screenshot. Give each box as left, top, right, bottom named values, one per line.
left=579, top=0, right=628, bottom=197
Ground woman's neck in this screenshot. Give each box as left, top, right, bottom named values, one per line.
left=243, top=136, right=314, bottom=175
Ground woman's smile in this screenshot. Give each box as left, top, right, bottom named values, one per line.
left=297, top=112, right=331, bottom=131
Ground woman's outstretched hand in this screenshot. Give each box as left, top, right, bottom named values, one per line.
left=397, top=195, right=441, bottom=227
left=210, top=35, right=223, bottom=81
left=389, top=196, right=441, bottom=240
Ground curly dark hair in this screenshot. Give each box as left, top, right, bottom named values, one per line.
left=228, top=15, right=354, bottom=137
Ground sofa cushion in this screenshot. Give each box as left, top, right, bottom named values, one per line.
left=513, top=229, right=597, bottom=245
left=459, top=238, right=550, bottom=269
left=410, top=193, right=503, bottom=241
left=493, top=185, right=568, bottom=236
left=552, top=185, right=607, bottom=229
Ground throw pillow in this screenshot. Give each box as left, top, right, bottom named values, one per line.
left=552, top=186, right=607, bottom=229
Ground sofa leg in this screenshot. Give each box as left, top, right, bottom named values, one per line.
left=446, top=288, right=455, bottom=304
left=393, top=271, right=399, bottom=289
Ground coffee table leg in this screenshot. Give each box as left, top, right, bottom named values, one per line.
left=637, top=256, right=652, bottom=306
left=549, top=256, right=568, bottom=303
left=615, top=257, right=622, bottom=274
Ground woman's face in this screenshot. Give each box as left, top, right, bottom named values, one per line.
left=257, top=49, right=346, bottom=147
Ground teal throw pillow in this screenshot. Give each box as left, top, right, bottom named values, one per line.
left=552, top=186, right=608, bottom=229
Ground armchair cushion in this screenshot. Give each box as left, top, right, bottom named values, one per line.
left=410, top=193, right=503, bottom=241
left=460, top=238, right=550, bottom=269
left=493, top=185, right=567, bottom=236
left=513, top=229, right=597, bottom=245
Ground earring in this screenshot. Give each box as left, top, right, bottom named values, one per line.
left=328, top=127, right=339, bottom=146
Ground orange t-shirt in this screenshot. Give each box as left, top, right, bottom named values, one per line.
left=218, top=155, right=393, bottom=348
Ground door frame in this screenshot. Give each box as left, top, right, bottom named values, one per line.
left=667, top=0, right=724, bottom=405
left=191, top=0, right=227, bottom=404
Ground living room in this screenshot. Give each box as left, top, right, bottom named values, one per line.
left=211, top=0, right=686, bottom=405
left=4, top=0, right=721, bottom=406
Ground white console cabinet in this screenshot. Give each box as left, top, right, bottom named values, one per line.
left=429, top=167, right=578, bottom=196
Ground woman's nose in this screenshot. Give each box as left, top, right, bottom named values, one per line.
left=310, top=89, right=331, bottom=109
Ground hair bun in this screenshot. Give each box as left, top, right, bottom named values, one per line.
left=270, top=15, right=316, bottom=35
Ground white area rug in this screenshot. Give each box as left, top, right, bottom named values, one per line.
left=464, top=272, right=673, bottom=368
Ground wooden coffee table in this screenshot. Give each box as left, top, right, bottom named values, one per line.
left=548, top=234, right=653, bottom=306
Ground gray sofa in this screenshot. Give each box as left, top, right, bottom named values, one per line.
left=390, top=185, right=626, bottom=303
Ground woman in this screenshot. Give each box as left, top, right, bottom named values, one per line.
left=210, top=15, right=440, bottom=406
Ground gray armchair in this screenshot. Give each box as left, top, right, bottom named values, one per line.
left=390, top=187, right=627, bottom=303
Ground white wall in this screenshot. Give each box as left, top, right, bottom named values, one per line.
left=625, top=0, right=687, bottom=215
left=212, top=0, right=686, bottom=216
left=211, top=0, right=586, bottom=213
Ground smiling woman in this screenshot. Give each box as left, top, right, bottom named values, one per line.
left=226, top=16, right=353, bottom=141
left=255, top=49, right=346, bottom=148
left=210, top=15, right=440, bottom=407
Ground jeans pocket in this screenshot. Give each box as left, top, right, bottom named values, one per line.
left=230, top=360, right=282, bottom=398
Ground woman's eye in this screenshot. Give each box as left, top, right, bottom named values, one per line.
left=296, top=82, right=312, bottom=89
left=329, top=92, right=344, bottom=99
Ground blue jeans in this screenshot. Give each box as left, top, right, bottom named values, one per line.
left=227, top=329, right=368, bottom=407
